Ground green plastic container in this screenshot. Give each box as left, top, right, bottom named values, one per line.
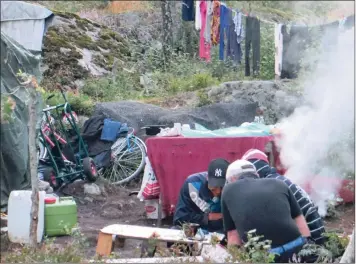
left=44, top=196, right=78, bottom=237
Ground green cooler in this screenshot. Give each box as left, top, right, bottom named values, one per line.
left=44, top=196, right=78, bottom=236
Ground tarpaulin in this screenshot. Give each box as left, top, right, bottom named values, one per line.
left=182, top=122, right=274, bottom=137
left=0, top=32, right=43, bottom=209
left=146, top=136, right=273, bottom=214
left=0, top=1, right=54, bottom=52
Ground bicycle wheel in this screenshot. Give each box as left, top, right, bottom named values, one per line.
left=102, top=136, right=146, bottom=185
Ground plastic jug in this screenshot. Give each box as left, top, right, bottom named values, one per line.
left=44, top=196, right=78, bottom=236
left=8, top=190, right=45, bottom=244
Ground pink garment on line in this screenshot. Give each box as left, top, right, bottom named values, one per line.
left=199, top=1, right=211, bottom=61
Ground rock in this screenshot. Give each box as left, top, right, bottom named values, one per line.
left=60, top=47, right=72, bottom=55
left=38, top=180, right=50, bottom=191
left=84, top=183, right=101, bottom=196
left=78, top=115, right=89, bottom=127
left=84, top=196, right=94, bottom=203
left=206, top=80, right=303, bottom=124
left=201, top=244, right=231, bottom=263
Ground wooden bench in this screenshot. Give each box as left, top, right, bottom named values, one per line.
left=96, top=224, right=222, bottom=257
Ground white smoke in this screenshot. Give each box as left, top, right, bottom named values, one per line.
left=277, top=22, right=355, bottom=216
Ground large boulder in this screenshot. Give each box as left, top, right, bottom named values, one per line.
left=94, top=100, right=259, bottom=137
left=41, top=11, right=130, bottom=90
left=206, top=80, right=303, bottom=124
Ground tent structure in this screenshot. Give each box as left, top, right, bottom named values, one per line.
left=0, top=1, right=53, bottom=209
left=1, top=1, right=53, bottom=52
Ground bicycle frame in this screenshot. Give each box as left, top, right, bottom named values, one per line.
left=41, top=124, right=67, bottom=147
left=38, top=87, right=91, bottom=182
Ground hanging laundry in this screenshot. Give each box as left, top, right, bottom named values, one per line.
left=233, top=9, right=244, bottom=44
left=219, top=5, right=242, bottom=64
left=211, top=0, right=221, bottom=45
left=219, top=4, right=228, bottom=60
left=245, top=16, right=261, bottom=76
left=280, top=25, right=292, bottom=79
left=199, top=1, right=211, bottom=61
left=339, top=16, right=347, bottom=30
left=227, top=10, right=242, bottom=64
left=281, top=25, right=310, bottom=79
left=344, top=14, right=355, bottom=30
left=274, top=24, right=283, bottom=77
left=204, top=0, right=214, bottom=45
left=182, top=0, right=195, bottom=21
left=195, top=0, right=201, bottom=30
left=319, top=21, right=340, bottom=52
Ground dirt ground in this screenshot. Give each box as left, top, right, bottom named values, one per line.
left=60, top=180, right=356, bottom=259
left=1, top=179, right=355, bottom=260
left=57, top=179, right=150, bottom=258
left=324, top=203, right=355, bottom=235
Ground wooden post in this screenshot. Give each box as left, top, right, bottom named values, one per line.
left=28, top=84, right=39, bottom=247
left=157, top=194, right=162, bottom=227
left=96, top=232, right=113, bottom=256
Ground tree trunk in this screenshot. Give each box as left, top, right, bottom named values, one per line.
left=160, top=0, right=173, bottom=67
left=28, top=91, right=39, bottom=247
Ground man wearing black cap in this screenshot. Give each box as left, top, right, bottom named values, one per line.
left=173, top=158, right=230, bottom=233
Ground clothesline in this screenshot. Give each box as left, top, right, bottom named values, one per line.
left=220, top=2, right=276, bottom=25
left=182, top=0, right=351, bottom=28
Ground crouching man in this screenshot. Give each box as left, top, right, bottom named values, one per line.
left=221, top=159, right=312, bottom=263
left=173, top=158, right=230, bottom=233
left=242, top=149, right=326, bottom=245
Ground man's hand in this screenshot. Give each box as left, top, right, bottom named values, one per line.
left=208, top=213, right=223, bottom=221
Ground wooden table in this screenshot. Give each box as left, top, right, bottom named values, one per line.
left=96, top=224, right=222, bottom=257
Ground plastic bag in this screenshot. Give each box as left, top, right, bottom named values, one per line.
left=137, top=157, right=160, bottom=201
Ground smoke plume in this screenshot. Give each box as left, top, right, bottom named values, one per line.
left=276, top=16, right=354, bottom=216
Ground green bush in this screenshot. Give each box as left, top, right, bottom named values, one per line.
left=43, top=91, right=94, bottom=116
left=82, top=72, right=140, bottom=102
left=259, top=23, right=275, bottom=80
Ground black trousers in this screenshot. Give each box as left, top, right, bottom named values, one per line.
left=245, top=16, right=260, bottom=76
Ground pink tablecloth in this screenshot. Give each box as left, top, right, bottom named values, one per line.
left=146, top=136, right=273, bottom=214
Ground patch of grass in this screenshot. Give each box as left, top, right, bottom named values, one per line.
left=2, top=227, right=89, bottom=263
left=44, top=29, right=72, bottom=50
left=33, top=1, right=106, bottom=14
left=197, top=89, right=212, bottom=107
left=81, top=72, right=141, bottom=103
left=74, top=34, right=95, bottom=49
left=99, top=28, right=125, bottom=43
left=151, top=71, right=220, bottom=95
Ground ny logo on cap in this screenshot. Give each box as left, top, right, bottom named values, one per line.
left=215, top=168, right=222, bottom=177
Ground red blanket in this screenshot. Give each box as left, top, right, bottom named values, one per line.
left=146, top=136, right=273, bottom=214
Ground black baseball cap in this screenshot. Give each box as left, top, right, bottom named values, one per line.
left=207, top=158, right=230, bottom=188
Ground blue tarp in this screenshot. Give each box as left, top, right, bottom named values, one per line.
left=182, top=122, right=274, bottom=138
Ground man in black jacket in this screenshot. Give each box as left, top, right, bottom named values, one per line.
left=242, top=148, right=326, bottom=245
